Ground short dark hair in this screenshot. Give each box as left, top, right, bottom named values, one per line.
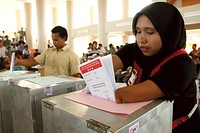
left=51, top=26, right=68, bottom=41
left=109, top=43, right=113, bottom=48
left=93, top=41, right=97, bottom=44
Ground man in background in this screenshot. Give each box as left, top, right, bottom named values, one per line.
left=16, top=26, right=81, bottom=78
left=189, top=44, right=200, bottom=76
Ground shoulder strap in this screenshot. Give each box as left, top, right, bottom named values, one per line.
left=132, top=48, right=187, bottom=84
left=150, top=48, right=187, bottom=77
left=172, top=80, right=199, bottom=129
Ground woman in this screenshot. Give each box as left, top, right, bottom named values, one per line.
left=112, top=2, right=200, bottom=132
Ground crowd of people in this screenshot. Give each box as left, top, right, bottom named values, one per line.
left=80, top=41, right=132, bottom=83
left=81, top=41, right=126, bottom=63
left=0, top=27, right=33, bottom=70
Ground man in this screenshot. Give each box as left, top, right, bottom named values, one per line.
left=3, top=35, right=11, bottom=57
left=18, top=27, right=26, bottom=42
left=189, top=44, right=198, bottom=59
left=189, top=44, right=200, bottom=76
left=0, top=39, right=8, bottom=70
left=16, top=26, right=81, bottom=78
left=0, top=39, right=7, bottom=58
left=107, top=43, right=116, bottom=55
left=98, top=43, right=107, bottom=56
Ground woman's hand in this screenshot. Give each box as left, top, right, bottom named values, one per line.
left=115, top=88, right=123, bottom=103
left=114, top=80, right=165, bottom=103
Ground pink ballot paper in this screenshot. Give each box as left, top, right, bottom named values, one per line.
left=79, top=54, right=117, bottom=101
left=64, top=91, right=152, bottom=115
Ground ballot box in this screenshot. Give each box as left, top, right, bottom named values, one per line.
left=10, top=75, right=86, bottom=133
left=0, top=70, right=40, bottom=133
left=41, top=91, right=173, bottom=133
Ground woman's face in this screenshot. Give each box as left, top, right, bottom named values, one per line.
left=136, top=15, right=162, bottom=56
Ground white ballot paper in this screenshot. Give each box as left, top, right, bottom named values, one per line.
left=10, top=52, right=15, bottom=74
left=79, top=54, right=126, bottom=101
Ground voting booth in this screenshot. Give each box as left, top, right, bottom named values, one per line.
left=0, top=70, right=40, bottom=133
left=10, top=75, right=86, bottom=133
left=42, top=91, right=173, bottom=133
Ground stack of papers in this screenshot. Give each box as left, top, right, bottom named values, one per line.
left=25, top=76, right=73, bottom=86
left=79, top=54, right=126, bottom=101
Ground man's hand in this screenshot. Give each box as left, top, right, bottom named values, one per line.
left=14, top=57, right=19, bottom=65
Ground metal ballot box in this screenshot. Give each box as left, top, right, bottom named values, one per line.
left=0, top=70, right=40, bottom=133
left=10, top=75, right=86, bottom=133
left=42, top=91, right=173, bottom=133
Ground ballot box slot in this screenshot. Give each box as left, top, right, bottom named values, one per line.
left=86, top=119, right=111, bottom=133
left=42, top=100, right=56, bottom=110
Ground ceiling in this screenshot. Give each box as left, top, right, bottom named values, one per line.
left=0, top=0, right=199, bottom=34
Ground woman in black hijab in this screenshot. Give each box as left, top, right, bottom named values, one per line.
left=112, top=2, right=200, bottom=132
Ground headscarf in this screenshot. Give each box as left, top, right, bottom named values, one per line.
left=132, top=2, right=186, bottom=74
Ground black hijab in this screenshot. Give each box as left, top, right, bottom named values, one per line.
left=132, top=2, right=186, bottom=74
